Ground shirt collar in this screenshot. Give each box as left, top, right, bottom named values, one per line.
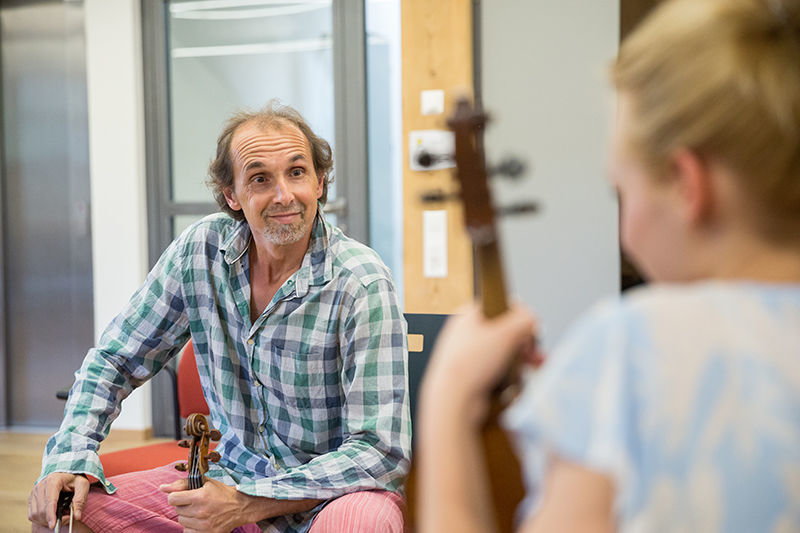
left=219, top=209, right=334, bottom=295
left=294, top=210, right=334, bottom=297
left=220, top=217, right=251, bottom=265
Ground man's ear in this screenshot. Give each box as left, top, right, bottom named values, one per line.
left=316, top=174, right=324, bottom=200
left=222, top=187, right=242, bottom=211
left=669, top=148, right=714, bottom=225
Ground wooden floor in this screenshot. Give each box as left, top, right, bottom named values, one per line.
left=0, top=430, right=171, bottom=532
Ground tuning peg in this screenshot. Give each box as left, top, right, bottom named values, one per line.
left=174, top=462, right=188, bottom=472
left=178, top=439, right=190, bottom=448
left=489, top=158, right=526, bottom=179
left=210, top=430, right=222, bottom=441
left=496, top=201, right=540, bottom=217
left=420, top=189, right=459, bottom=204
left=207, top=451, right=221, bottom=463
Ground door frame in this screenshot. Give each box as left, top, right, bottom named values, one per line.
left=140, top=0, right=370, bottom=436
left=0, top=9, right=6, bottom=427
left=141, top=0, right=369, bottom=266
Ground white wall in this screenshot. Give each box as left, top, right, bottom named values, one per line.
left=482, top=1, right=620, bottom=349
left=85, top=0, right=151, bottom=430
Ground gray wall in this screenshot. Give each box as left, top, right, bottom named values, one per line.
left=481, top=1, right=620, bottom=349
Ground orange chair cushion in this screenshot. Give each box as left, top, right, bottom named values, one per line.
left=99, top=441, right=217, bottom=478
left=177, top=343, right=210, bottom=417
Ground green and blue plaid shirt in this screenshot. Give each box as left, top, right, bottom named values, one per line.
left=40, top=212, right=411, bottom=531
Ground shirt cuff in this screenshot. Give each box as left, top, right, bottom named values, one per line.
left=39, top=451, right=117, bottom=494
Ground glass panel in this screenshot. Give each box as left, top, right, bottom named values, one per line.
left=167, top=0, right=336, bottom=204
left=173, top=214, right=207, bottom=239
left=366, top=0, right=403, bottom=296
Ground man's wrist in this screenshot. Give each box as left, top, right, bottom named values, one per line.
left=235, top=491, right=324, bottom=523
left=236, top=490, right=268, bottom=524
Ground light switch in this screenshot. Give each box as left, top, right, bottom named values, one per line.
left=409, top=129, right=455, bottom=171
left=423, top=210, right=448, bottom=278
left=421, top=89, right=445, bottom=115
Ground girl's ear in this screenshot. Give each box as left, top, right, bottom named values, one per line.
left=670, top=149, right=714, bottom=225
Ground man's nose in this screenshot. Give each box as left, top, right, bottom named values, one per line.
left=273, top=177, right=294, bottom=204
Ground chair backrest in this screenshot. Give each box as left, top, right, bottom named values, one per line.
left=404, top=313, right=448, bottom=435
left=177, top=341, right=209, bottom=418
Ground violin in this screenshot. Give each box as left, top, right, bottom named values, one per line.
left=446, top=96, right=534, bottom=531
left=175, top=413, right=222, bottom=489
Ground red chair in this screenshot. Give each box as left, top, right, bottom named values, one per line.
left=99, top=342, right=212, bottom=477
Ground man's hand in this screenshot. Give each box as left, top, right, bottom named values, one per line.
left=28, top=472, right=91, bottom=529
left=161, top=477, right=252, bottom=533
left=162, top=477, right=324, bottom=532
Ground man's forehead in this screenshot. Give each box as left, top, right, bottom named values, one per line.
left=231, top=120, right=311, bottom=154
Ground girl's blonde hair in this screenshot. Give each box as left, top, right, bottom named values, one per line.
left=613, top=0, right=800, bottom=242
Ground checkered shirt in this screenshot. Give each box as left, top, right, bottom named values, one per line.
left=39, top=212, right=411, bottom=532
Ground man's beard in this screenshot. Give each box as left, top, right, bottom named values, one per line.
left=260, top=202, right=310, bottom=245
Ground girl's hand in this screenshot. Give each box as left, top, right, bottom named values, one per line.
left=421, top=303, right=539, bottom=425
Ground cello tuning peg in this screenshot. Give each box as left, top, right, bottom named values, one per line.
left=207, top=451, right=221, bottom=463
left=174, top=462, right=188, bottom=472
left=210, top=430, right=222, bottom=441
left=496, top=201, right=540, bottom=217
left=490, top=158, right=526, bottom=179
left=178, top=439, right=190, bottom=448
left=420, top=189, right=459, bottom=204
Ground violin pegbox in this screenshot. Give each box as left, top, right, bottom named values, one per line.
left=174, top=413, right=221, bottom=489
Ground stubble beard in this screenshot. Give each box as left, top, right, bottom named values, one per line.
left=260, top=202, right=310, bottom=245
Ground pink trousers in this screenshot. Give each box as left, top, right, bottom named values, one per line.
left=80, top=463, right=404, bottom=532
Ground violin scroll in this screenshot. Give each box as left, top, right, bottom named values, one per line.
left=174, top=413, right=221, bottom=489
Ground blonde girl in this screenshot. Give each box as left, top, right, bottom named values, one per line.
left=419, top=0, right=800, bottom=531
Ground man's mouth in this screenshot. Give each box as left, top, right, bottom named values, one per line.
left=268, top=211, right=301, bottom=223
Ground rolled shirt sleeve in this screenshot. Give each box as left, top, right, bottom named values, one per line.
left=38, top=237, right=191, bottom=491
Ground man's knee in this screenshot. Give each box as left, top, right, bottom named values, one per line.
left=310, top=490, right=404, bottom=533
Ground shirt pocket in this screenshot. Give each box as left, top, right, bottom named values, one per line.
left=261, top=345, right=343, bottom=455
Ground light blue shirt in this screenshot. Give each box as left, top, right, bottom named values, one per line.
left=505, top=282, right=800, bottom=532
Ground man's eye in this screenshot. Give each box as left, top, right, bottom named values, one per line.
left=252, top=175, right=266, bottom=183
left=291, top=168, right=305, bottom=177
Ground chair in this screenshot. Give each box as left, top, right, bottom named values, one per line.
left=402, top=313, right=448, bottom=530
left=403, top=313, right=448, bottom=436
left=97, top=342, right=211, bottom=477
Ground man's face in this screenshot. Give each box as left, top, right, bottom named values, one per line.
left=224, top=121, right=323, bottom=246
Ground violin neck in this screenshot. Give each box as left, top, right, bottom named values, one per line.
left=477, top=240, right=509, bottom=318
left=188, top=469, right=204, bottom=490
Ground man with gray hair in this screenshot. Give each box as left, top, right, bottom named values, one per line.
left=29, top=101, right=410, bottom=532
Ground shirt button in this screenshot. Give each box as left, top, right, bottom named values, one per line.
left=259, top=424, right=265, bottom=433
left=247, top=338, right=255, bottom=345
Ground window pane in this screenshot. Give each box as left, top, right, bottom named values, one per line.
left=167, top=0, right=335, bottom=204
left=173, top=214, right=206, bottom=239
left=366, top=0, right=402, bottom=295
